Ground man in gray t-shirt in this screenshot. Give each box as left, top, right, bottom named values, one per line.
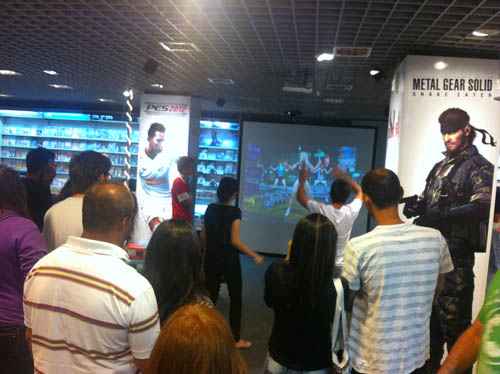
left=343, top=169, right=453, bottom=374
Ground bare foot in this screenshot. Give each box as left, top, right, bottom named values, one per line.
left=235, top=339, right=252, bottom=349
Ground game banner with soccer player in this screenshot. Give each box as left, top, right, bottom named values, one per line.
left=387, top=55, right=500, bottom=372
left=133, top=94, right=191, bottom=245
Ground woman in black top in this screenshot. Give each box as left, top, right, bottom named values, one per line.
left=203, top=177, right=264, bottom=349
left=264, top=213, right=339, bottom=373
left=143, top=220, right=208, bottom=324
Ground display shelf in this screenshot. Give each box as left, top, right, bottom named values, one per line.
left=1, top=144, right=137, bottom=156
left=1, top=133, right=138, bottom=144
left=199, top=145, right=239, bottom=151
left=197, top=171, right=237, bottom=176
left=0, top=111, right=140, bottom=193
left=0, top=156, right=137, bottom=168
left=194, top=120, right=241, bottom=218
left=200, top=125, right=239, bottom=132
left=198, top=157, right=238, bottom=162
left=196, top=188, right=218, bottom=193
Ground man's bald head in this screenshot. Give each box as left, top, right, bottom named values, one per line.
left=82, top=183, right=136, bottom=234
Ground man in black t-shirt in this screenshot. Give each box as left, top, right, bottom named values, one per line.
left=22, top=148, right=56, bottom=230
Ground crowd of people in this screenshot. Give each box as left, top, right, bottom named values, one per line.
left=0, top=107, right=498, bottom=374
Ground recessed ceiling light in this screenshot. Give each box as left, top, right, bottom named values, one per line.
left=369, top=69, right=381, bottom=76
left=434, top=61, right=448, bottom=70
left=151, top=83, right=164, bottom=89
left=123, top=89, right=134, bottom=98
left=472, top=30, right=489, bottom=37
left=48, top=84, right=73, bottom=89
left=98, top=98, right=114, bottom=103
left=43, top=70, right=59, bottom=76
left=0, top=93, right=13, bottom=98
left=316, top=53, right=334, bottom=62
left=159, top=41, right=200, bottom=53
left=0, top=70, right=21, bottom=76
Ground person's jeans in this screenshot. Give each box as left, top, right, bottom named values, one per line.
left=0, top=325, right=33, bottom=374
left=265, top=354, right=331, bottom=374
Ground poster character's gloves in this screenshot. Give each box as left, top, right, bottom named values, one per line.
left=402, top=195, right=425, bottom=218
left=414, top=206, right=445, bottom=227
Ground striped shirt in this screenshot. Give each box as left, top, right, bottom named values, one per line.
left=24, top=236, right=160, bottom=374
left=342, top=223, right=453, bottom=374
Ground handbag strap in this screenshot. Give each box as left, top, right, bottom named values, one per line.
left=331, top=278, right=349, bottom=368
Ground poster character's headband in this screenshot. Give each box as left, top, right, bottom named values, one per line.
left=439, top=108, right=496, bottom=147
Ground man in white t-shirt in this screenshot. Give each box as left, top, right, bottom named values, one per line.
left=342, top=168, right=454, bottom=374
left=43, top=151, right=111, bottom=251
left=297, top=165, right=363, bottom=267
left=25, top=183, right=160, bottom=374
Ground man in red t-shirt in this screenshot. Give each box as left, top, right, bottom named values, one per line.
left=171, top=156, right=195, bottom=222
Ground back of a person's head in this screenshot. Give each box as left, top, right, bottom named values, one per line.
left=148, top=304, right=247, bottom=374
left=144, top=220, right=204, bottom=322
left=361, top=168, right=403, bottom=209
left=0, top=165, right=28, bottom=217
left=177, top=156, right=194, bottom=174
left=217, top=177, right=238, bottom=203
left=289, top=213, right=337, bottom=307
left=69, top=151, right=111, bottom=194
left=82, top=183, right=136, bottom=234
left=330, top=179, right=352, bottom=205
left=26, top=147, right=55, bottom=175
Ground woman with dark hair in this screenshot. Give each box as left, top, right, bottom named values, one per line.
left=203, top=177, right=264, bottom=349
left=264, top=213, right=340, bottom=373
left=0, top=166, right=47, bottom=374
left=147, top=303, right=248, bottom=374
left=144, top=220, right=208, bottom=323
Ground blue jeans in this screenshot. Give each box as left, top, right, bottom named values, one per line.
left=265, top=354, right=331, bottom=374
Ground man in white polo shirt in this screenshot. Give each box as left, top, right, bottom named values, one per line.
left=297, top=166, right=363, bottom=268
left=342, top=169, right=454, bottom=374
left=24, top=183, right=160, bottom=374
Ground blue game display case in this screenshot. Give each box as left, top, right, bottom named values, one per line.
left=194, top=120, right=240, bottom=218
left=0, top=109, right=139, bottom=193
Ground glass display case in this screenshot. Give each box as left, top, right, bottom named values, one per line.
left=0, top=110, right=139, bottom=193
left=194, top=120, right=240, bottom=218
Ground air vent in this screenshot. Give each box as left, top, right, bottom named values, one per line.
left=333, top=47, right=372, bottom=58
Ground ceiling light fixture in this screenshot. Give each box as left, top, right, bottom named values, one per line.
left=48, top=84, right=73, bottom=89
left=369, top=69, right=381, bottom=76
left=434, top=61, right=448, bottom=70
left=0, top=93, right=13, bottom=98
left=151, top=83, right=164, bottom=89
left=0, top=70, right=21, bottom=76
left=98, top=98, right=114, bottom=103
left=159, top=41, right=200, bottom=53
left=472, top=30, right=489, bottom=37
left=316, top=53, right=334, bottom=62
left=43, top=70, right=59, bottom=76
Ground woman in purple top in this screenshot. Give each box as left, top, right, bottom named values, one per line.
left=0, top=166, right=47, bottom=374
